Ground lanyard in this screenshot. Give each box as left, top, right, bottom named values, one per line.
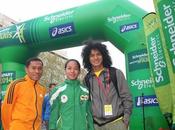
left=96, top=68, right=110, bottom=98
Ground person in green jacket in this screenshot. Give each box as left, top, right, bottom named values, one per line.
left=49, top=59, right=94, bottom=130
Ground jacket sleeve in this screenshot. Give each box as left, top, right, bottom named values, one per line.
left=42, top=95, right=51, bottom=121
left=117, top=69, right=133, bottom=126
left=87, top=100, right=94, bottom=130
left=49, top=90, right=60, bottom=130
left=1, top=82, right=18, bottom=130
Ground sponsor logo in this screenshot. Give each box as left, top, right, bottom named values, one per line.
left=107, top=14, right=131, bottom=23
left=12, top=23, right=26, bottom=43
left=146, top=17, right=159, bottom=28
left=135, top=95, right=158, bottom=107
left=49, top=22, right=75, bottom=38
left=161, top=2, right=175, bottom=72
left=0, top=23, right=26, bottom=43
left=131, top=78, right=153, bottom=90
left=120, top=22, right=139, bottom=33
left=148, top=30, right=170, bottom=86
left=0, top=31, right=13, bottom=40
left=44, top=10, right=74, bottom=24
left=1, top=71, right=16, bottom=85
left=128, top=49, right=149, bottom=71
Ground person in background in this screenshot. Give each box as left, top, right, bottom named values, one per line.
left=1, top=57, right=46, bottom=130
left=81, top=41, right=133, bottom=130
left=42, top=83, right=57, bottom=130
left=49, top=59, right=94, bottom=130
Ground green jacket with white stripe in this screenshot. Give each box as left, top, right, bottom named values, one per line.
left=49, top=79, right=94, bottom=130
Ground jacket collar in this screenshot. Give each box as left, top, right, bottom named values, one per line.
left=24, top=75, right=38, bottom=85
left=65, top=79, right=80, bottom=86
left=90, top=67, right=107, bottom=77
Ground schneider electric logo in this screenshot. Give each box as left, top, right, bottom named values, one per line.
left=131, top=78, right=153, bottom=90
left=49, top=22, right=75, bottom=38
left=120, top=22, right=139, bottom=33
left=135, top=95, right=158, bottom=107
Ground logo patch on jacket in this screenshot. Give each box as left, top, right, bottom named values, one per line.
left=80, top=95, right=89, bottom=101
left=40, top=94, right=43, bottom=98
left=61, top=95, right=68, bottom=103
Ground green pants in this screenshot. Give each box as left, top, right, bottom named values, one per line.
left=94, top=119, right=128, bottom=130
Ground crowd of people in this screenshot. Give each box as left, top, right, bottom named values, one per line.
left=0, top=41, right=133, bottom=130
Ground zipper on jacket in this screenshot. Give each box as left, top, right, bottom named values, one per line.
left=94, top=75, right=104, bottom=118
left=99, top=83, right=103, bottom=118
left=33, top=81, right=38, bottom=130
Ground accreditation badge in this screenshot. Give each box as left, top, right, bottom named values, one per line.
left=104, top=104, right=113, bottom=116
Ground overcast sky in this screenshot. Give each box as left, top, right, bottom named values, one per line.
left=0, top=0, right=155, bottom=74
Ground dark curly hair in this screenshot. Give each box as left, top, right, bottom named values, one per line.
left=81, top=40, right=112, bottom=71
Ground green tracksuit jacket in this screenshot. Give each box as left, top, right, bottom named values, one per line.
left=49, top=79, right=94, bottom=130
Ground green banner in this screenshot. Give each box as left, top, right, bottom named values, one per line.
left=154, top=0, right=175, bottom=125
left=143, top=13, right=171, bottom=129
left=154, top=0, right=175, bottom=73
left=147, top=29, right=170, bottom=87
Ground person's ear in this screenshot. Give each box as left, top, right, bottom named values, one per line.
left=25, top=67, right=28, bottom=73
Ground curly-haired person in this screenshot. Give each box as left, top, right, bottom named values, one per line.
left=81, top=41, right=133, bottom=130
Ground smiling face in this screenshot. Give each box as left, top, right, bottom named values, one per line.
left=25, top=60, right=43, bottom=81
left=89, top=49, right=103, bottom=71
left=65, top=60, right=80, bottom=80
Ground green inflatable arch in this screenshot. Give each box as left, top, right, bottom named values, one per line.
left=0, top=0, right=170, bottom=129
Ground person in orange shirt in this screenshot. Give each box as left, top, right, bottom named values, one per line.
left=1, top=57, right=46, bottom=130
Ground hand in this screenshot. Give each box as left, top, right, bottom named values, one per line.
left=122, top=119, right=129, bottom=128
left=42, top=120, right=48, bottom=125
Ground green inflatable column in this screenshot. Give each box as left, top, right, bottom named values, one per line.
left=0, top=46, right=38, bottom=99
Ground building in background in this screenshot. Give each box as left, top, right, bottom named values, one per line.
left=38, top=52, right=87, bottom=87
left=0, top=13, right=16, bottom=28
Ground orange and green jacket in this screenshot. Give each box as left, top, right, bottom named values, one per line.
left=1, top=75, right=46, bottom=130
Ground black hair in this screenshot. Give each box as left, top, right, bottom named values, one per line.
left=25, top=57, right=43, bottom=67
left=64, top=59, right=81, bottom=70
left=49, top=83, right=57, bottom=88
left=81, top=40, right=112, bottom=71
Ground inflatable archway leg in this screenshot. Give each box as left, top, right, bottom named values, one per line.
left=0, top=46, right=38, bottom=99
left=1, top=62, right=26, bottom=98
